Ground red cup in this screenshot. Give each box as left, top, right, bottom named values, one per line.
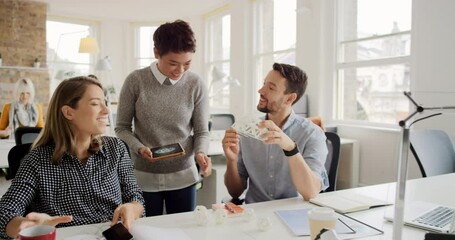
left=17, top=225, right=56, bottom=240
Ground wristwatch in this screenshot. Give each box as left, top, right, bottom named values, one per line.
left=283, top=143, right=299, bottom=157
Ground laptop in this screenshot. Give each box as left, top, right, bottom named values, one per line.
left=384, top=201, right=455, bottom=233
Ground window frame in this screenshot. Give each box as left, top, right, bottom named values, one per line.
left=203, top=6, right=232, bottom=113
left=334, top=0, right=412, bottom=126
left=46, top=16, right=99, bottom=94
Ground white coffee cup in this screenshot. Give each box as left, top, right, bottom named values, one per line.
left=308, top=207, right=336, bottom=240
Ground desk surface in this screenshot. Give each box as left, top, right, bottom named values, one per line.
left=56, top=173, right=455, bottom=240
left=0, top=139, right=15, bottom=168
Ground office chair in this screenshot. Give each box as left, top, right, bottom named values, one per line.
left=6, top=143, right=33, bottom=180
left=7, top=142, right=35, bottom=214
left=323, top=132, right=341, bottom=192
left=410, top=129, right=455, bottom=177
left=209, top=114, right=235, bottom=131
left=14, top=127, right=42, bottom=145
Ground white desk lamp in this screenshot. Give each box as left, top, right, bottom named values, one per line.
left=209, top=66, right=240, bottom=99
left=393, top=91, right=455, bottom=240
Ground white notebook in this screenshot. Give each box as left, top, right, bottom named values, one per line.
left=310, top=193, right=392, bottom=214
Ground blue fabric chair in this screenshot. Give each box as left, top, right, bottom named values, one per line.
left=410, top=129, right=455, bottom=177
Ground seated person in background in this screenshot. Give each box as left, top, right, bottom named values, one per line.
left=223, top=63, right=328, bottom=204
left=0, top=78, right=44, bottom=138
left=0, top=76, right=144, bottom=239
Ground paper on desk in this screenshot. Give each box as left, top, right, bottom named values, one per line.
left=130, top=225, right=191, bottom=240
left=275, top=208, right=384, bottom=239
left=275, top=209, right=354, bottom=236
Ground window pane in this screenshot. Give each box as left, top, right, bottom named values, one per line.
left=205, top=12, right=231, bottom=112
left=135, top=25, right=158, bottom=69
left=273, top=0, right=296, bottom=51
left=255, top=0, right=296, bottom=54
left=209, top=63, right=231, bottom=112
left=339, top=0, right=412, bottom=41
left=340, top=33, right=411, bottom=62
left=222, top=15, right=231, bottom=60
left=138, top=26, right=157, bottom=59
left=46, top=21, right=90, bottom=64
left=207, top=15, right=231, bottom=62
left=338, top=64, right=410, bottom=124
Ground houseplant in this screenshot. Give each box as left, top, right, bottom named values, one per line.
left=34, top=57, right=40, bottom=68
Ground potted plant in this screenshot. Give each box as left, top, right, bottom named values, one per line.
left=34, top=57, right=40, bottom=68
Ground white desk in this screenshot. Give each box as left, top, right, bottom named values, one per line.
left=56, top=173, right=455, bottom=240
left=0, top=139, right=15, bottom=168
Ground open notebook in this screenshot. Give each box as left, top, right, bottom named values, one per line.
left=309, top=193, right=392, bottom=214
left=384, top=201, right=455, bottom=233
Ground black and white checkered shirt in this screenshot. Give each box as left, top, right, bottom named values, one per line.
left=0, top=136, right=144, bottom=239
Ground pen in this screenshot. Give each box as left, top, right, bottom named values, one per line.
left=225, top=203, right=235, bottom=213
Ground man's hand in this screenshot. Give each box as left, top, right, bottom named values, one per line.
left=111, top=202, right=144, bottom=230
left=222, top=128, right=240, bottom=161
left=18, top=212, right=73, bottom=232
left=258, top=120, right=295, bottom=151
left=196, top=152, right=212, bottom=177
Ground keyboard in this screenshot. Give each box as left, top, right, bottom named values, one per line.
left=413, top=206, right=455, bottom=229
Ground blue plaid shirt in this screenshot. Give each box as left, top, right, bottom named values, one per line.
left=0, top=136, right=144, bottom=239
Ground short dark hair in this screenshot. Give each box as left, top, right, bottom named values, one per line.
left=153, top=19, right=196, bottom=56
left=273, top=63, right=307, bottom=105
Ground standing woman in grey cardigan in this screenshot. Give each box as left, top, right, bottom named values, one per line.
left=115, top=19, right=212, bottom=217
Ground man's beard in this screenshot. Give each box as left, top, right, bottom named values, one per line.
left=257, top=104, right=269, bottom=113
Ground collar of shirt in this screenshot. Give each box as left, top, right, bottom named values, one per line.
left=150, top=61, right=179, bottom=85
left=263, top=110, right=297, bottom=132
left=61, top=145, right=107, bottom=163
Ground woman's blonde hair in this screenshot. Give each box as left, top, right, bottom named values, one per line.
left=33, top=76, right=103, bottom=164
left=14, top=78, right=35, bottom=102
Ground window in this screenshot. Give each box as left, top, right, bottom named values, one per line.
left=46, top=17, right=98, bottom=93
left=336, top=0, right=412, bottom=124
left=133, top=24, right=159, bottom=69
left=252, top=0, right=296, bottom=106
left=204, top=7, right=231, bottom=112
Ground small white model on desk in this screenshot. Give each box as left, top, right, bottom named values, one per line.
left=194, top=205, right=209, bottom=226
left=257, top=217, right=272, bottom=232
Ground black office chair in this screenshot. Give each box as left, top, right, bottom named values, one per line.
left=410, top=129, right=455, bottom=177
left=323, top=132, right=341, bottom=192
left=14, top=127, right=42, bottom=145
left=209, top=114, right=235, bottom=131
left=6, top=143, right=33, bottom=180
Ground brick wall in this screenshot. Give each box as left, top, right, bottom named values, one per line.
left=0, top=0, right=49, bottom=118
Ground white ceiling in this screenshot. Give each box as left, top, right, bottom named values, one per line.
left=35, top=0, right=227, bottom=22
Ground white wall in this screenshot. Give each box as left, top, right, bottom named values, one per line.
left=411, top=0, right=455, bottom=137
